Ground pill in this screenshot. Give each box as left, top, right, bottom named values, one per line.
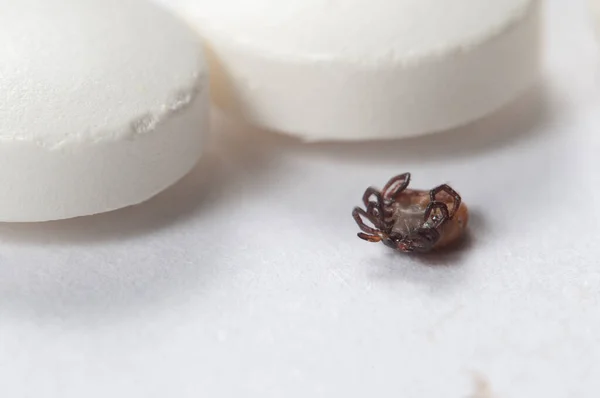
left=0, top=0, right=209, bottom=222
left=183, top=0, right=540, bottom=141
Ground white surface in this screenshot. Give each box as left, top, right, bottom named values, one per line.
left=0, top=0, right=209, bottom=222
left=1, top=1, right=600, bottom=397
left=180, top=0, right=540, bottom=141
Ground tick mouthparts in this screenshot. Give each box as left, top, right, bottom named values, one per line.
left=397, top=242, right=412, bottom=252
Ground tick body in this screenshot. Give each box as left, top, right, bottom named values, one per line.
left=352, top=173, right=468, bottom=253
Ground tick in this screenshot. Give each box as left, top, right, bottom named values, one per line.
left=352, top=173, right=468, bottom=253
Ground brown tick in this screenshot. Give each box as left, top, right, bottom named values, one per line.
left=352, top=173, right=468, bottom=253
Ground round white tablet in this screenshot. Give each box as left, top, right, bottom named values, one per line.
left=184, top=0, right=541, bottom=141
left=0, top=0, right=209, bottom=222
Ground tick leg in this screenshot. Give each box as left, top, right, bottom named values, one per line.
left=423, top=201, right=450, bottom=228
left=357, top=232, right=382, bottom=242
left=352, top=207, right=381, bottom=234
left=429, top=184, right=461, bottom=218
left=362, top=187, right=386, bottom=225
left=362, top=187, right=383, bottom=207
left=382, top=173, right=411, bottom=201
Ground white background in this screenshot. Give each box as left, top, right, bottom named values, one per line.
left=1, top=0, right=600, bottom=397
